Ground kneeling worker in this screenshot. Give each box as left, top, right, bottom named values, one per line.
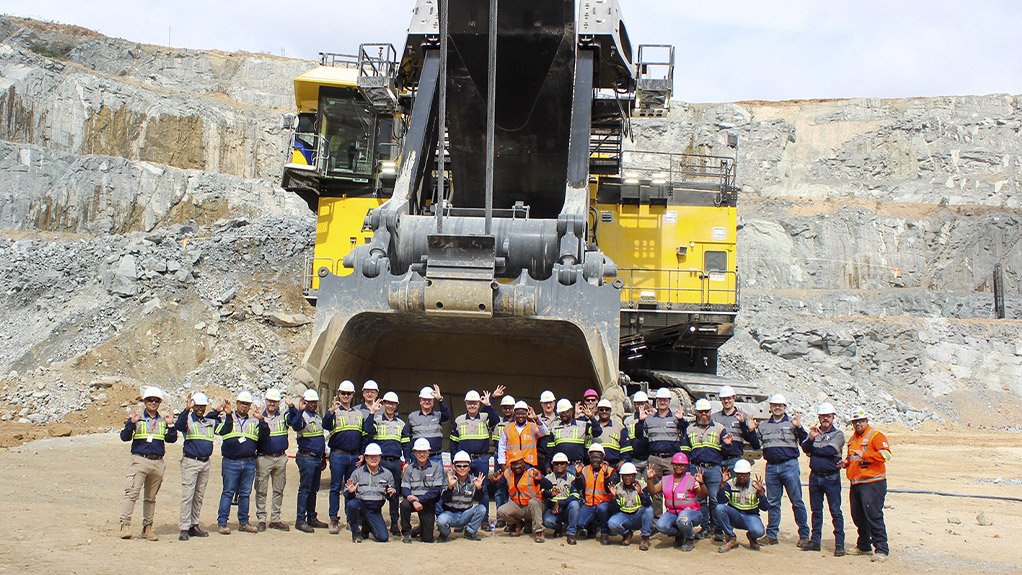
left=401, top=438, right=445, bottom=543
left=491, top=455, right=550, bottom=542
left=607, top=462, right=659, bottom=551
left=714, top=459, right=769, bottom=553
left=345, top=443, right=397, bottom=542
left=437, top=451, right=487, bottom=541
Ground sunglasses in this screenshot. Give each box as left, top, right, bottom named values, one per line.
left=144, top=398, right=162, bottom=403
left=454, top=464, right=470, bottom=469
left=339, top=391, right=354, bottom=396
left=597, top=407, right=611, bottom=412
left=552, top=462, right=568, bottom=466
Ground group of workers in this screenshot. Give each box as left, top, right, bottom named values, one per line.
left=118, top=381, right=891, bottom=560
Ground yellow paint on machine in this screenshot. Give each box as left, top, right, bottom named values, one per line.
left=293, top=66, right=359, bottom=112
left=595, top=202, right=738, bottom=307
left=310, top=196, right=385, bottom=289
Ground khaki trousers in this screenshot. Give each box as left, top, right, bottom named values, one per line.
left=120, top=455, right=165, bottom=526
left=497, top=498, right=544, bottom=532
left=255, top=454, right=288, bottom=523
left=179, top=456, right=211, bottom=530
left=647, top=454, right=674, bottom=517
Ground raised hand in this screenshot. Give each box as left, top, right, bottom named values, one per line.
left=186, top=396, right=195, bottom=411
left=809, top=425, right=820, bottom=439
left=721, top=468, right=730, bottom=484
left=432, top=385, right=442, bottom=400
left=747, top=416, right=758, bottom=432
left=574, top=462, right=584, bottom=475
left=723, top=433, right=734, bottom=445
left=472, top=473, right=485, bottom=490
left=527, top=406, right=538, bottom=421
left=696, top=469, right=705, bottom=484
left=646, top=466, right=657, bottom=482
left=753, top=474, right=765, bottom=495
left=638, top=406, right=653, bottom=421
left=447, top=469, right=457, bottom=487
left=283, top=396, right=295, bottom=408
left=252, top=409, right=265, bottom=422
left=492, top=385, right=506, bottom=399
left=609, top=483, right=618, bottom=497
left=490, top=469, right=503, bottom=482
left=299, top=398, right=307, bottom=411
left=332, top=400, right=341, bottom=411
left=600, top=461, right=610, bottom=474
left=368, top=399, right=382, bottom=414
left=575, top=401, right=584, bottom=415
left=162, top=410, right=175, bottom=425
left=734, top=410, right=745, bottom=423
left=345, top=479, right=358, bottom=494
left=792, top=412, right=802, bottom=428
left=481, top=390, right=492, bottom=406
left=129, top=407, right=141, bottom=424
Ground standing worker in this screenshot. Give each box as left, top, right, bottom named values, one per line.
left=621, top=391, right=650, bottom=471
left=404, top=385, right=450, bottom=467
left=497, top=401, right=548, bottom=470
left=714, top=460, right=769, bottom=553
left=593, top=398, right=627, bottom=468
left=355, top=379, right=379, bottom=418
left=800, top=402, right=845, bottom=556
left=491, top=394, right=517, bottom=527
left=757, top=394, right=810, bottom=547
left=323, top=380, right=371, bottom=534
left=214, top=391, right=260, bottom=535
left=345, top=443, right=397, bottom=542
left=537, top=390, right=558, bottom=470
left=606, top=463, right=659, bottom=551
left=176, top=391, right=219, bottom=541
left=291, top=389, right=329, bottom=533
left=400, top=438, right=445, bottom=543
left=843, top=407, right=891, bottom=562
left=681, top=398, right=733, bottom=538
left=119, top=386, right=177, bottom=540
left=711, top=385, right=761, bottom=472
left=366, top=391, right=406, bottom=535
left=634, top=388, right=687, bottom=517
left=549, top=399, right=601, bottom=469
left=254, top=388, right=290, bottom=532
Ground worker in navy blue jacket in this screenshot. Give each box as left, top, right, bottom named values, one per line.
left=322, top=380, right=374, bottom=534
left=119, top=386, right=177, bottom=540
left=290, top=388, right=329, bottom=532
left=175, top=391, right=219, bottom=541
left=404, top=385, right=451, bottom=466
left=253, top=388, right=290, bottom=532
left=799, top=402, right=846, bottom=555
left=400, top=438, right=446, bottom=543
left=214, top=391, right=261, bottom=534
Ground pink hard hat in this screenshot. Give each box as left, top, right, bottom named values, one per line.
left=671, top=452, right=690, bottom=465
left=583, top=388, right=599, bottom=399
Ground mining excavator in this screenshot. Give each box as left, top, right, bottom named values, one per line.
left=280, top=0, right=765, bottom=414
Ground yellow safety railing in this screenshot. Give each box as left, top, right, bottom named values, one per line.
left=617, top=268, right=739, bottom=307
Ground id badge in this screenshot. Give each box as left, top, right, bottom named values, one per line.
left=146, top=435, right=154, bottom=443
left=239, top=436, right=247, bottom=443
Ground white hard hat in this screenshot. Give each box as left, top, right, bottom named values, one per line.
left=500, top=395, right=516, bottom=407
left=464, top=390, right=481, bottom=402
left=264, top=389, right=282, bottom=402
left=733, top=459, right=752, bottom=474
left=655, top=388, right=673, bottom=400
left=555, top=399, right=573, bottom=413
left=513, top=401, right=529, bottom=411
left=362, top=380, right=379, bottom=391
left=619, top=462, right=638, bottom=475
left=597, top=398, right=612, bottom=409
left=412, top=438, right=431, bottom=452
left=419, top=386, right=435, bottom=399
left=303, top=389, right=320, bottom=402
left=768, top=394, right=787, bottom=405
left=588, top=442, right=605, bottom=454
left=632, top=391, right=649, bottom=403
left=382, top=391, right=399, bottom=403
left=191, top=392, right=209, bottom=405
left=817, top=402, right=836, bottom=416
left=338, top=380, right=355, bottom=393
left=694, top=399, right=712, bottom=411
left=453, top=450, right=471, bottom=463
left=719, top=385, right=736, bottom=398
left=236, top=391, right=254, bottom=403
left=848, top=406, right=868, bottom=421
left=551, top=452, right=569, bottom=464
left=142, top=386, right=164, bottom=401
left=364, top=443, right=382, bottom=456
left=540, top=391, right=556, bottom=403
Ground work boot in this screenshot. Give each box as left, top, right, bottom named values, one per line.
left=509, top=526, right=522, bottom=537
left=801, top=541, right=821, bottom=552
left=267, top=522, right=289, bottom=532
left=178, top=530, right=189, bottom=541
left=796, top=537, right=811, bottom=548
left=747, top=533, right=761, bottom=550
left=534, top=531, right=545, bottom=543
left=238, top=523, right=258, bottom=533
left=681, top=538, right=695, bottom=552
left=870, top=553, right=888, bottom=563
left=834, top=547, right=846, bottom=557
left=411, top=527, right=422, bottom=537
left=551, top=528, right=562, bottom=539
left=854, top=547, right=872, bottom=556
left=295, top=522, right=314, bottom=533
left=496, top=519, right=507, bottom=529
left=759, top=536, right=778, bottom=546
left=719, top=536, right=739, bottom=553
left=188, top=525, right=209, bottom=537
left=464, top=531, right=482, bottom=542
left=639, top=536, right=650, bottom=551
left=390, top=523, right=402, bottom=536
left=673, top=535, right=684, bottom=548
left=142, top=525, right=158, bottom=541
left=600, top=533, right=610, bottom=546
left=329, top=520, right=340, bottom=535
left=308, top=518, right=329, bottom=529
left=567, top=534, right=577, bottom=545
left=257, top=522, right=266, bottom=532
left=119, top=523, right=132, bottom=539
left=713, top=531, right=725, bottom=542
left=437, top=533, right=449, bottom=543
left=403, top=534, right=412, bottom=544
left=621, top=532, right=633, bottom=546
left=352, top=532, right=364, bottom=543
left=218, top=524, right=231, bottom=535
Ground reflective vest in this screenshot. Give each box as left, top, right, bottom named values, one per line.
left=132, top=415, right=168, bottom=441
left=505, top=422, right=539, bottom=466
left=445, top=478, right=480, bottom=511
left=330, top=406, right=365, bottom=434
left=615, top=480, right=646, bottom=514
left=593, top=419, right=624, bottom=453
left=374, top=415, right=405, bottom=445
left=662, top=473, right=700, bottom=513
left=453, top=412, right=492, bottom=443
left=408, top=410, right=443, bottom=442
left=296, top=410, right=324, bottom=439
left=505, top=468, right=542, bottom=506
left=551, top=419, right=587, bottom=450
left=644, top=412, right=681, bottom=446
left=544, top=470, right=575, bottom=502
left=264, top=411, right=289, bottom=437
left=183, top=413, right=215, bottom=442
left=683, top=422, right=726, bottom=454
left=847, top=427, right=891, bottom=485
left=759, top=417, right=799, bottom=450
left=725, top=478, right=760, bottom=512
left=492, top=417, right=511, bottom=444
left=219, top=414, right=259, bottom=441
left=581, top=465, right=612, bottom=506
left=350, top=465, right=394, bottom=503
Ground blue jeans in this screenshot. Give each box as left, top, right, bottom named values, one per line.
left=714, top=504, right=765, bottom=539
left=695, top=464, right=723, bottom=529
left=328, top=451, right=358, bottom=520
left=543, top=499, right=581, bottom=535
left=809, top=472, right=845, bottom=547
left=765, top=458, right=809, bottom=539
left=608, top=507, right=654, bottom=537
left=346, top=498, right=388, bottom=542
left=850, top=480, right=888, bottom=554
left=575, top=501, right=611, bottom=535
left=656, top=508, right=703, bottom=539
left=468, top=456, right=491, bottom=522
left=437, top=504, right=487, bottom=537
left=218, top=457, right=256, bottom=526
left=295, top=452, right=322, bottom=524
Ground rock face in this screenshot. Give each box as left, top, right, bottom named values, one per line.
left=0, top=15, right=1018, bottom=427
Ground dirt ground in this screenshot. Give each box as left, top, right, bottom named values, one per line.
left=0, top=429, right=1019, bottom=575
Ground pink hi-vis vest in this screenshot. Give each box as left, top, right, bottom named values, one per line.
left=662, top=473, right=701, bottom=513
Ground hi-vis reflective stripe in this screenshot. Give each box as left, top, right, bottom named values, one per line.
left=267, top=413, right=289, bottom=437
left=331, top=409, right=365, bottom=434
left=726, top=479, right=760, bottom=511
left=492, top=420, right=508, bottom=442
left=297, top=412, right=324, bottom=438
left=453, top=418, right=491, bottom=441
left=682, top=424, right=723, bottom=452
left=553, top=423, right=585, bottom=446
left=220, top=416, right=259, bottom=441
left=616, top=481, right=645, bottom=513
left=133, top=418, right=168, bottom=441
left=184, top=425, right=214, bottom=442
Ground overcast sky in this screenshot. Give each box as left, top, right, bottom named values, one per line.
left=3, top=0, right=1020, bottom=103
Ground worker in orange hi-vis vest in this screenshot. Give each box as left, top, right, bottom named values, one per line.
left=840, top=407, right=892, bottom=563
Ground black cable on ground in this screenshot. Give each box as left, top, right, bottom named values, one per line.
left=800, top=482, right=1022, bottom=503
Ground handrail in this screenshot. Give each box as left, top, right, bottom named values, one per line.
left=617, top=267, right=739, bottom=306
left=620, top=149, right=736, bottom=191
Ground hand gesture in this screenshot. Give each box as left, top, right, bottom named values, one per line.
left=600, top=461, right=610, bottom=474
left=721, top=468, right=731, bottom=484
left=447, top=469, right=457, bottom=487
left=356, top=455, right=365, bottom=467
left=299, top=398, right=307, bottom=411
left=491, top=385, right=506, bottom=399
left=129, top=407, right=141, bottom=423
left=752, top=474, right=765, bottom=495
left=221, top=399, right=232, bottom=413
left=734, top=410, right=745, bottom=423
left=792, top=412, right=802, bottom=428
left=252, top=408, right=265, bottom=422
left=528, top=468, right=541, bottom=482
left=747, top=416, right=758, bottom=432
left=162, top=410, right=175, bottom=425
left=638, top=406, right=652, bottom=421
left=575, top=401, right=584, bottom=416
left=527, top=406, right=538, bottom=422
left=491, top=469, right=503, bottom=483
left=284, top=396, right=295, bottom=408
left=723, top=433, right=734, bottom=445
left=345, top=479, right=358, bottom=494
left=332, top=400, right=341, bottom=412
left=609, top=483, right=618, bottom=497
left=368, top=399, right=382, bottom=414
left=809, top=425, right=820, bottom=439
left=646, top=466, right=658, bottom=482
left=574, top=462, right=584, bottom=475
left=472, top=473, right=485, bottom=490
left=481, top=390, right=492, bottom=406
left=696, top=469, right=705, bottom=485
left=432, top=385, right=442, bottom=400
left=186, top=396, right=195, bottom=411
left=550, top=486, right=561, bottom=497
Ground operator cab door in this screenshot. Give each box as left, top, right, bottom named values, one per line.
left=318, top=86, right=376, bottom=183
